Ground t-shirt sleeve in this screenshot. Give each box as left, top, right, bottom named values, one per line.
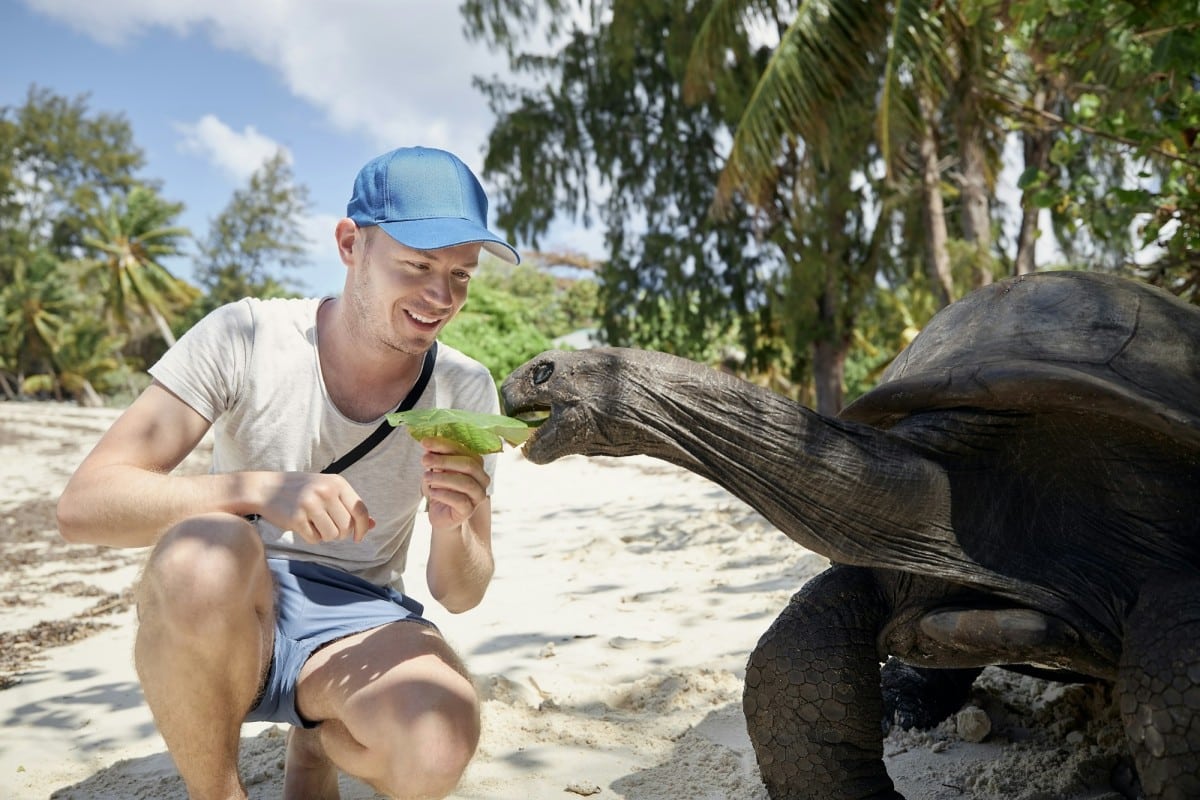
left=148, top=300, right=253, bottom=422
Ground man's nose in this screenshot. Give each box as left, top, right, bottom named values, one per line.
left=423, top=272, right=454, bottom=306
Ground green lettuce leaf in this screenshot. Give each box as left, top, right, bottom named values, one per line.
left=386, top=408, right=533, bottom=454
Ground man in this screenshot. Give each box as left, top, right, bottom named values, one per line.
left=56, top=146, right=521, bottom=800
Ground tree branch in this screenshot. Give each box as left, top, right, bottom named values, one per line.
left=986, top=90, right=1200, bottom=170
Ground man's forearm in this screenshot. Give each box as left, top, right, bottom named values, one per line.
left=426, top=514, right=494, bottom=613
left=56, top=465, right=263, bottom=548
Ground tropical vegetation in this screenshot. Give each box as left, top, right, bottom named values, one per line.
left=4, top=0, right=1197, bottom=408
left=463, top=0, right=1200, bottom=411
left=0, top=85, right=591, bottom=405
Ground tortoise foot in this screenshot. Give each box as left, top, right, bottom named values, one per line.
left=880, top=658, right=980, bottom=732
left=1118, top=573, right=1200, bottom=799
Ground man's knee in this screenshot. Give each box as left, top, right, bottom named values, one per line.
left=374, top=662, right=480, bottom=797
left=138, top=513, right=266, bottom=633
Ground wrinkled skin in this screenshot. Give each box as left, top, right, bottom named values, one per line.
left=501, top=272, right=1200, bottom=800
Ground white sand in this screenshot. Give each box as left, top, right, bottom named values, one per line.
left=0, top=401, right=1134, bottom=799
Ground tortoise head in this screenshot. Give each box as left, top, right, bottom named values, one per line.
left=501, top=347, right=728, bottom=464
left=501, top=348, right=622, bottom=464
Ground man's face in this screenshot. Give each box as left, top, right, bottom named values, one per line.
left=349, top=227, right=481, bottom=356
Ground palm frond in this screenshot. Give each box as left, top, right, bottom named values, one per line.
left=715, top=0, right=890, bottom=213
left=684, top=0, right=783, bottom=104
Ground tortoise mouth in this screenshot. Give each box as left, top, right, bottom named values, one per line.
left=506, top=405, right=552, bottom=454
left=513, top=409, right=550, bottom=427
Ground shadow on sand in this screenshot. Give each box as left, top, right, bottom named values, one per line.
left=48, top=726, right=385, bottom=800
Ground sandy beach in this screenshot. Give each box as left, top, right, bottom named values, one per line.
left=0, top=400, right=1136, bottom=799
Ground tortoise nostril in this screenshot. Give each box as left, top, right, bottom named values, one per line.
left=533, top=362, right=555, bottom=385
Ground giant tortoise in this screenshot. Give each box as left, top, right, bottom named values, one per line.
left=499, top=270, right=1200, bottom=799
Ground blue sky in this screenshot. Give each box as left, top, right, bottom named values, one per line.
left=0, top=0, right=597, bottom=296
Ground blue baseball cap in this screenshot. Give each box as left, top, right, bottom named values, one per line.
left=347, top=146, right=520, bottom=264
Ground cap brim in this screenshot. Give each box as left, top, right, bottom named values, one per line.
left=378, top=218, right=520, bottom=265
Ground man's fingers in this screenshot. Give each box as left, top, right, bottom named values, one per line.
left=421, top=449, right=491, bottom=493
left=305, top=509, right=341, bottom=543
left=260, top=473, right=376, bottom=544
left=343, top=491, right=374, bottom=542
left=424, top=468, right=484, bottom=503
left=291, top=480, right=370, bottom=543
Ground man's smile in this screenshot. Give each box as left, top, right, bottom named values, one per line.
left=405, top=309, right=444, bottom=328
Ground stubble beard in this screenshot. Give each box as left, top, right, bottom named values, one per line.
left=346, top=261, right=432, bottom=358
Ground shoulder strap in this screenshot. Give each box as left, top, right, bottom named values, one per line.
left=321, top=342, right=438, bottom=474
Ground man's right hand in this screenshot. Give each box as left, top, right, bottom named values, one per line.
left=256, top=471, right=375, bottom=544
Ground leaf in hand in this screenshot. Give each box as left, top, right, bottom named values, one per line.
left=386, top=408, right=534, bottom=454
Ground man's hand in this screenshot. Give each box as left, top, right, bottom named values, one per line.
left=420, top=437, right=490, bottom=531
left=258, top=472, right=374, bottom=544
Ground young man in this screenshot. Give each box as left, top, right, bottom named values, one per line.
left=56, top=146, right=520, bottom=800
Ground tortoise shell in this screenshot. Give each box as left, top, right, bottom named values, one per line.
left=842, top=271, right=1200, bottom=448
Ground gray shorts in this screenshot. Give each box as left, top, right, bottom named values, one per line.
left=245, top=557, right=435, bottom=728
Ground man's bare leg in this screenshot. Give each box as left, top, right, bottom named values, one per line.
left=284, top=725, right=340, bottom=800
left=289, top=623, right=479, bottom=800
left=135, top=514, right=274, bottom=800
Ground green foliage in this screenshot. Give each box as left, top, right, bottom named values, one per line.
left=23, top=315, right=133, bottom=405
left=193, top=150, right=311, bottom=311
left=1, top=249, right=72, bottom=381
left=82, top=185, right=197, bottom=346
left=465, top=0, right=1200, bottom=417
left=439, top=278, right=555, bottom=384
left=474, top=261, right=599, bottom=339
left=0, top=85, right=145, bottom=269
left=0, top=85, right=190, bottom=401
left=6, top=0, right=1199, bottom=407
left=386, top=407, right=533, bottom=453
left=468, top=0, right=783, bottom=374
left=842, top=279, right=940, bottom=402
left=997, top=0, right=1200, bottom=295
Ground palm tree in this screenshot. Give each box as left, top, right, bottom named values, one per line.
left=0, top=250, right=69, bottom=393
left=22, top=316, right=128, bottom=406
left=83, top=185, right=197, bottom=347
left=681, top=0, right=1054, bottom=417
left=683, top=0, right=894, bottom=414
left=686, top=0, right=1009, bottom=302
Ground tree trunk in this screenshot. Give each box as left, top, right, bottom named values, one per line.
left=956, top=106, right=993, bottom=289
left=950, top=25, right=994, bottom=291
left=812, top=334, right=847, bottom=417
left=919, top=91, right=954, bottom=307
left=78, top=379, right=104, bottom=408
left=150, top=306, right=178, bottom=348
left=1015, top=85, right=1054, bottom=276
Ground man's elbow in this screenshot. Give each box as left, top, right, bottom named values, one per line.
left=55, top=490, right=89, bottom=544
left=55, top=474, right=108, bottom=544
left=438, top=593, right=484, bottom=615
left=430, top=567, right=493, bottom=614
left=432, top=580, right=490, bottom=614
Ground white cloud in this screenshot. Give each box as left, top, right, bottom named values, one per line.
left=21, top=0, right=508, bottom=172
left=175, top=114, right=289, bottom=183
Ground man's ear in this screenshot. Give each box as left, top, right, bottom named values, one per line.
left=335, top=218, right=360, bottom=266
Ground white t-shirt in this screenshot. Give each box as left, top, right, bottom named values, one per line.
left=149, top=296, right=500, bottom=592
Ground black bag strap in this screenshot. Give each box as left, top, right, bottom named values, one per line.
left=321, top=342, right=438, bottom=475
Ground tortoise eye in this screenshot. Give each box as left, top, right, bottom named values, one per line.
left=533, top=362, right=555, bottom=385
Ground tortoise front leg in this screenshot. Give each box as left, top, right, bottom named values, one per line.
left=1118, top=573, right=1200, bottom=800
left=744, top=565, right=903, bottom=800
